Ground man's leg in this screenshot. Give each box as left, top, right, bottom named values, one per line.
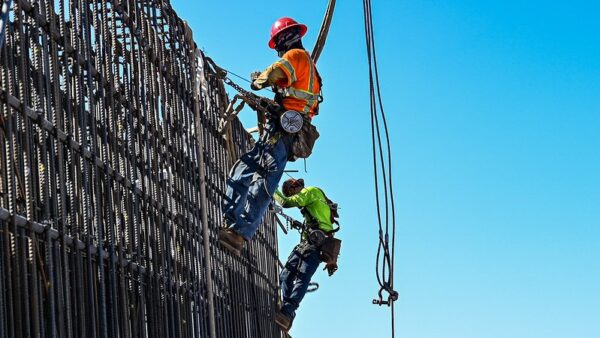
left=221, top=142, right=262, bottom=226
left=280, top=248, right=321, bottom=319
left=280, top=247, right=301, bottom=301
left=276, top=246, right=303, bottom=331
left=233, top=137, right=288, bottom=240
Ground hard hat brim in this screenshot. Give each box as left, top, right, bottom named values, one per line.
left=268, top=23, right=308, bottom=49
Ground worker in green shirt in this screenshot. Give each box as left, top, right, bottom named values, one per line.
left=273, top=178, right=340, bottom=331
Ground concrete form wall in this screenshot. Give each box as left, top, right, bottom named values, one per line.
left=0, top=0, right=282, bottom=337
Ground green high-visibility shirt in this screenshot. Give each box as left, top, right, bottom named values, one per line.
left=274, top=186, right=333, bottom=233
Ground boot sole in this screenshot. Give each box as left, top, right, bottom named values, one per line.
left=218, top=238, right=242, bottom=256
left=275, top=318, right=292, bottom=332
left=275, top=321, right=291, bottom=332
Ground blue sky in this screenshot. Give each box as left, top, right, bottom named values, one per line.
left=172, top=1, right=600, bottom=337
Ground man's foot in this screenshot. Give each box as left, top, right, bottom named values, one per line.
left=275, top=310, right=293, bottom=332
left=218, top=228, right=246, bottom=256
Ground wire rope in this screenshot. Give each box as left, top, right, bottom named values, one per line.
left=363, top=1, right=399, bottom=337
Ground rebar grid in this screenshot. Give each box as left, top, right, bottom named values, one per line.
left=0, top=1, right=283, bottom=337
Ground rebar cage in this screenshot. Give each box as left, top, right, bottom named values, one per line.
left=0, top=0, right=283, bottom=337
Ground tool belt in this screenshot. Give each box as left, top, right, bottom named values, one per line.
left=295, top=241, right=317, bottom=257
left=296, top=225, right=341, bottom=264
left=266, top=108, right=319, bottom=162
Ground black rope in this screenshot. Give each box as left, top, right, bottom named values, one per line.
left=363, top=1, right=399, bottom=337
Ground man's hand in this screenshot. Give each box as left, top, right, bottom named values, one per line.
left=250, top=71, right=261, bottom=81
left=323, top=262, right=338, bottom=276
left=273, top=191, right=285, bottom=205
left=250, top=71, right=261, bottom=90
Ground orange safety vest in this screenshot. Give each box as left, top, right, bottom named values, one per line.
left=274, top=49, right=321, bottom=118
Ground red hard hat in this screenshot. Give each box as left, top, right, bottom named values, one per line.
left=268, top=17, right=307, bottom=49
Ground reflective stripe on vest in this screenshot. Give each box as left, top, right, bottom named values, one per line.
left=281, top=87, right=320, bottom=114
left=282, top=87, right=320, bottom=101
left=277, top=59, right=297, bottom=83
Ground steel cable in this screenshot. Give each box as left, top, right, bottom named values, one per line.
left=363, top=0, right=399, bottom=337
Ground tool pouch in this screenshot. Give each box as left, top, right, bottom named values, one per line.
left=295, top=241, right=316, bottom=257
left=288, top=117, right=319, bottom=162
left=307, top=229, right=327, bottom=247
left=319, top=237, right=342, bottom=264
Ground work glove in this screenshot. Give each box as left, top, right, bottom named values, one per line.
left=250, top=71, right=261, bottom=81
left=273, top=189, right=285, bottom=205
left=250, top=71, right=261, bottom=90
left=323, top=262, right=338, bottom=277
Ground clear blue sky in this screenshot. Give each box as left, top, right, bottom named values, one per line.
left=172, top=1, right=600, bottom=337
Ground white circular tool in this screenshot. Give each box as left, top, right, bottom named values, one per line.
left=280, top=110, right=304, bottom=134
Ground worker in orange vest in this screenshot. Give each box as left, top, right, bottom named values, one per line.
left=220, top=17, right=322, bottom=256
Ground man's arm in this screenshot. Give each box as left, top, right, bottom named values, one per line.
left=251, top=64, right=288, bottom=90
left=274, top=189, right=315, bottom=208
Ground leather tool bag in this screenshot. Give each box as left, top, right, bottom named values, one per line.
left=288, top=117, right=319, bottom=161
left=319, top=237, right=342, bottom=264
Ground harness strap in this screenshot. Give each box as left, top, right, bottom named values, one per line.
left=303, top=50, right=320, bottom=114
left=218, top=95, right=246, bottom=134
left=267, top=132, right=282, bottom=145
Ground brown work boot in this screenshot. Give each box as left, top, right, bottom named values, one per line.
left=218, top=228, right=246, bottom=256
left=275, top=311, right=293, bottom=332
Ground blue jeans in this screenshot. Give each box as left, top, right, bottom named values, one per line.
left=222, top=127, right=289, bottom=240
left=279, top=243, right=321, bottom=318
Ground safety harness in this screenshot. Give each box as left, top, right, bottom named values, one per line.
left=294, top=189, right=341, bottom=265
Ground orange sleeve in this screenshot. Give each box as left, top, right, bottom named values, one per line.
left=273, top=49, right=303, bottom=88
